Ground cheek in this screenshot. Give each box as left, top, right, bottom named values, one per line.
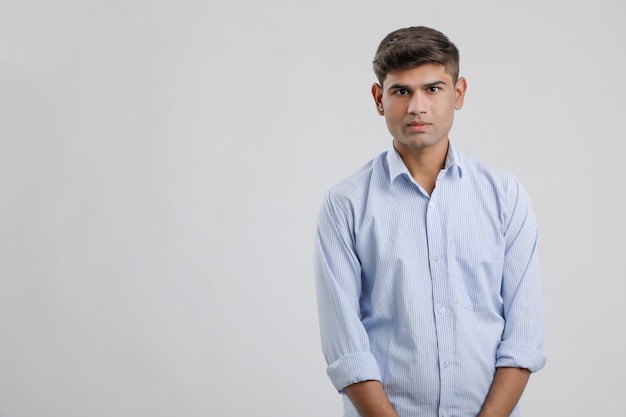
left=384, top=106, right=403, bottom=121
left=436, top=101, right=456, bottom=120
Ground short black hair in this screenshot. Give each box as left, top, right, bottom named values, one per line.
left=373, top=26, right=460, bottom=84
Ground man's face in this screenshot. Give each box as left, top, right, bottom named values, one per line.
left=372, top=63, right=466, bottom=153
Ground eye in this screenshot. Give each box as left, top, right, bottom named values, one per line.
left=395, top=88, right=409, bottom=96
left=427, top=86, right=440, bottom=93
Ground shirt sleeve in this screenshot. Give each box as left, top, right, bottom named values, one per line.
left=496, top=178, right=547, bottom=372
left=314, top=189, right=382, bottom=391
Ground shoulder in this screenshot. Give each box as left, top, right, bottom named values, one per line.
left=455, top=149, right=535, bottom=227
left=456, top=150, right=522, bottom=195
left=324, top=151, right=389, bottom=207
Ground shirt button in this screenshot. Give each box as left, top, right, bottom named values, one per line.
left=439, top=307, right=446, bottom=314
left=443, top=361, right=450, bottom=368
left=434, top=255, right=440, bottom=262
left=441, top=412, right=447, bottom=417
left=429, top=202, right=435, bottom=208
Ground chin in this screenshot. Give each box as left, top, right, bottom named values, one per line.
left=405, top=138, right=439, bottom=149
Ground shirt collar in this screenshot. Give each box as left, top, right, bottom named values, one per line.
left=386, top=140, right=464, bottom=183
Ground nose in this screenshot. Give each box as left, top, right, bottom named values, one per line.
left=407, top=91, right=427, bottom=114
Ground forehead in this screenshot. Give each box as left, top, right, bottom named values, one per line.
left=383, top=63, right=453, bottom=88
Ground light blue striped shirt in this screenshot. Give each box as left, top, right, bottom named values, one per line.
left=315, top=142, right=546, bottom=417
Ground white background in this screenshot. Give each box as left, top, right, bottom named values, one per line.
left=1, top=1, right=624, bottom=416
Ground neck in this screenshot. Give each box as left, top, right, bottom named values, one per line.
left=393, top=138, right=449, bottom=194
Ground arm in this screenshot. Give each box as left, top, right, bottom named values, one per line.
left=344, top=381, right=399, bottom=417
left=484, top=179, right=545, bottom=415
left=314, top=190, right=383, bottom=391
left=496, top=179, right=546, bottom=372
left=478, top=367, right=530, bottom=417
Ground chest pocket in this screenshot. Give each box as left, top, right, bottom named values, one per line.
left=451, top=239, right=504, bottom=311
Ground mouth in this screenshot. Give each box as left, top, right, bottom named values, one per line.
left=407, top=121, right=431, bottom=131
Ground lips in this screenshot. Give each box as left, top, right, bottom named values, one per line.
left=407, top=121, right=432, bottom=130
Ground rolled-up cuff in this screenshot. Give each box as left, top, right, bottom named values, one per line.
left=327, top=351, right=382, bottom=392
left=496, top=339, right=547, bottom=372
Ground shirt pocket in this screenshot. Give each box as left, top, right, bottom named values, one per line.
left=450, top=239, right=504, bottom=311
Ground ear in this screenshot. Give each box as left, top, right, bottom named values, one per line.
left=454, top=77, right=467, bottom=110
left=371, top=83, right=384, bottom=115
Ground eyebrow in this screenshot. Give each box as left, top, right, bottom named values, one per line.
left=387, top=80, right=447, bottom=92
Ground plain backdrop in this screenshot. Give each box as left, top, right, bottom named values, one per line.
left=1, top=1, right=624, bottom=416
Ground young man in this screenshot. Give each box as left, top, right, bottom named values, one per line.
left=314, top=26, right=546, bottom=417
